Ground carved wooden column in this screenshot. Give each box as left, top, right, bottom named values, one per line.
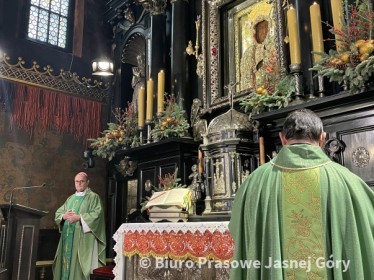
left=137, top=0, right=167, bottom=120
left=170, top=0, right=189, bottom=115
left=151, top=5, right=166, bottom=81
left=138, top=0, right=167, bottom=84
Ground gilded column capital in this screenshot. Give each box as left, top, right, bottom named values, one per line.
left=137, top=0, right=167, bottom=16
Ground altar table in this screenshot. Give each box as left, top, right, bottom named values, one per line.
left=112, top=222, right=234, bottom=280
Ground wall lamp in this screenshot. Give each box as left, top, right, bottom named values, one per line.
left=92, top=57, right=114, bottom=76
left=82, top=149, right=95, bottom=169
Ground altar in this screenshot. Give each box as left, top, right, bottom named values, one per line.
left=112, top=222, right=233, bottom=279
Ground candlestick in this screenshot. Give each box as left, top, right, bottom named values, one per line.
left=138, top=129, right=144, bottom=145
left=331, top=0, right=344, bottom=52
left=287, top=5, right=301, bottom=64
left=157, top=70, right=165, bottom=113
left=146, top=79, right=154, bottom=121
left=138, top=86, right=145, bottom=128
left=317, top=74, right=325, bottom=97
left=202, top=156, right=212, bottom=215
left=289, top=64, right=304, bottom=104
left=310, top=2, right=324, bottom=63
left=146, top=120, right=153, bottom=144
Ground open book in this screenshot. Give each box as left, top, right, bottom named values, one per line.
left=145, top=188, right=192, bottom=211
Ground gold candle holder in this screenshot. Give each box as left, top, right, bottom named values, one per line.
left=186, top=15, right=201, bottom=59
left=138, top=126, right=145, bottom=145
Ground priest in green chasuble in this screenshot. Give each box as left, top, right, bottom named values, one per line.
left=53, top=172, right=106, bottom=280
left=229, top=109, right=374, bottom=279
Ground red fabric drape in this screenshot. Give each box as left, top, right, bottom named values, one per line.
left=8, top=82, right=102, bottom=143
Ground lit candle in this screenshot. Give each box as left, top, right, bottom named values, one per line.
left=287, top=5, right=301, bottom=64
left=157, top=70, right=165, bottom=113
left=138, top=86, right=145, bottom=127
left=146, top=79, right=154, bottom=121
left=198, top=149, right=203, bottom=174
left=310, top=2, right=324, bottom=63
left=331, top=0, right=344, bottom=52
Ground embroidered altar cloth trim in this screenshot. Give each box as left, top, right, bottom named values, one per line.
left=121, top=222, right=233, bottom=261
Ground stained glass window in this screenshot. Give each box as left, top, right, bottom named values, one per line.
left=27, top=0, right=72, bottom=49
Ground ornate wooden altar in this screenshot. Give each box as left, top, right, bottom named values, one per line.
left=104, top=0, right=374, bottom=268
left=114, top=138, right=199, bottom=208
left=253, top=89, right=374, bottom=188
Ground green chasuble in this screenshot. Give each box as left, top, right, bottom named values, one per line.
left=62, top=195, right=85, bottom=280
left=229, top=144, right=374, bottom=280
left=53, top=189, right=106, bottom=280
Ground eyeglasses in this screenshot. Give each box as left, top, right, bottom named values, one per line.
left=74, top=180, right=87, bottom=184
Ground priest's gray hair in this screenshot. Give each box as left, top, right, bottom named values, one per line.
left=282, top=109, right=323, bottom=142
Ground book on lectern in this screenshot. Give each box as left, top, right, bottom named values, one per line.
left=145, top=188, right=192, bottom=212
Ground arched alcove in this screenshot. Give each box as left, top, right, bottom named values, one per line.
left=120, top=33, right=146, bottom=108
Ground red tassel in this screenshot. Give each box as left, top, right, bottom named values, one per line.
left=8, top=82, right=102, bottom=143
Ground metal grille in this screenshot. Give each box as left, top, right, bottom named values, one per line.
left=0, top=54, right=109, bottom=101
left=27, top=0, right=71, bottom=49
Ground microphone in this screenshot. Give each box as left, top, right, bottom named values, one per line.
left=9, top=183, right=46, bottom=206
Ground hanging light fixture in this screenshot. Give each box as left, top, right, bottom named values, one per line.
left=92, top=57, right=114, bottom=76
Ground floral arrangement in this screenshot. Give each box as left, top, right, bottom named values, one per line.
left=240, top=51, right=296, bottom=115
left=157, top=168, right=187, bottom=191
left=240, top=74, right=296, bottom=115
left=150, top=94, right=190, bottom=140
left=310, top=0, right=374, bottom=93
left=89, top=103, right=137, bottom=160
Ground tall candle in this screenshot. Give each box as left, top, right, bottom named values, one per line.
left=259, top=136, right=265, bottom=165
left=157, top=70, right=165, bottom=113
left=146, top=79, right=154, bottom=121
left=331, top=0, right=344, bottom=52
left=310, top=2, right=324, bottom=63
left=287, top=5, right=301, bottom=64
left=198, top=149, right=203, bottom=174
left=138, top=86, right=145, bottom=127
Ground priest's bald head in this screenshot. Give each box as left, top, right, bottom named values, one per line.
left=74, top=172, right=90, bottom=192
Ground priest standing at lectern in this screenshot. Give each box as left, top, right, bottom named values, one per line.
left=52, top=172, right=106, bottom=280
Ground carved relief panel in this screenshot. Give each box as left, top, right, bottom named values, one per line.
left=339, top=129, right=374, bottom=186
